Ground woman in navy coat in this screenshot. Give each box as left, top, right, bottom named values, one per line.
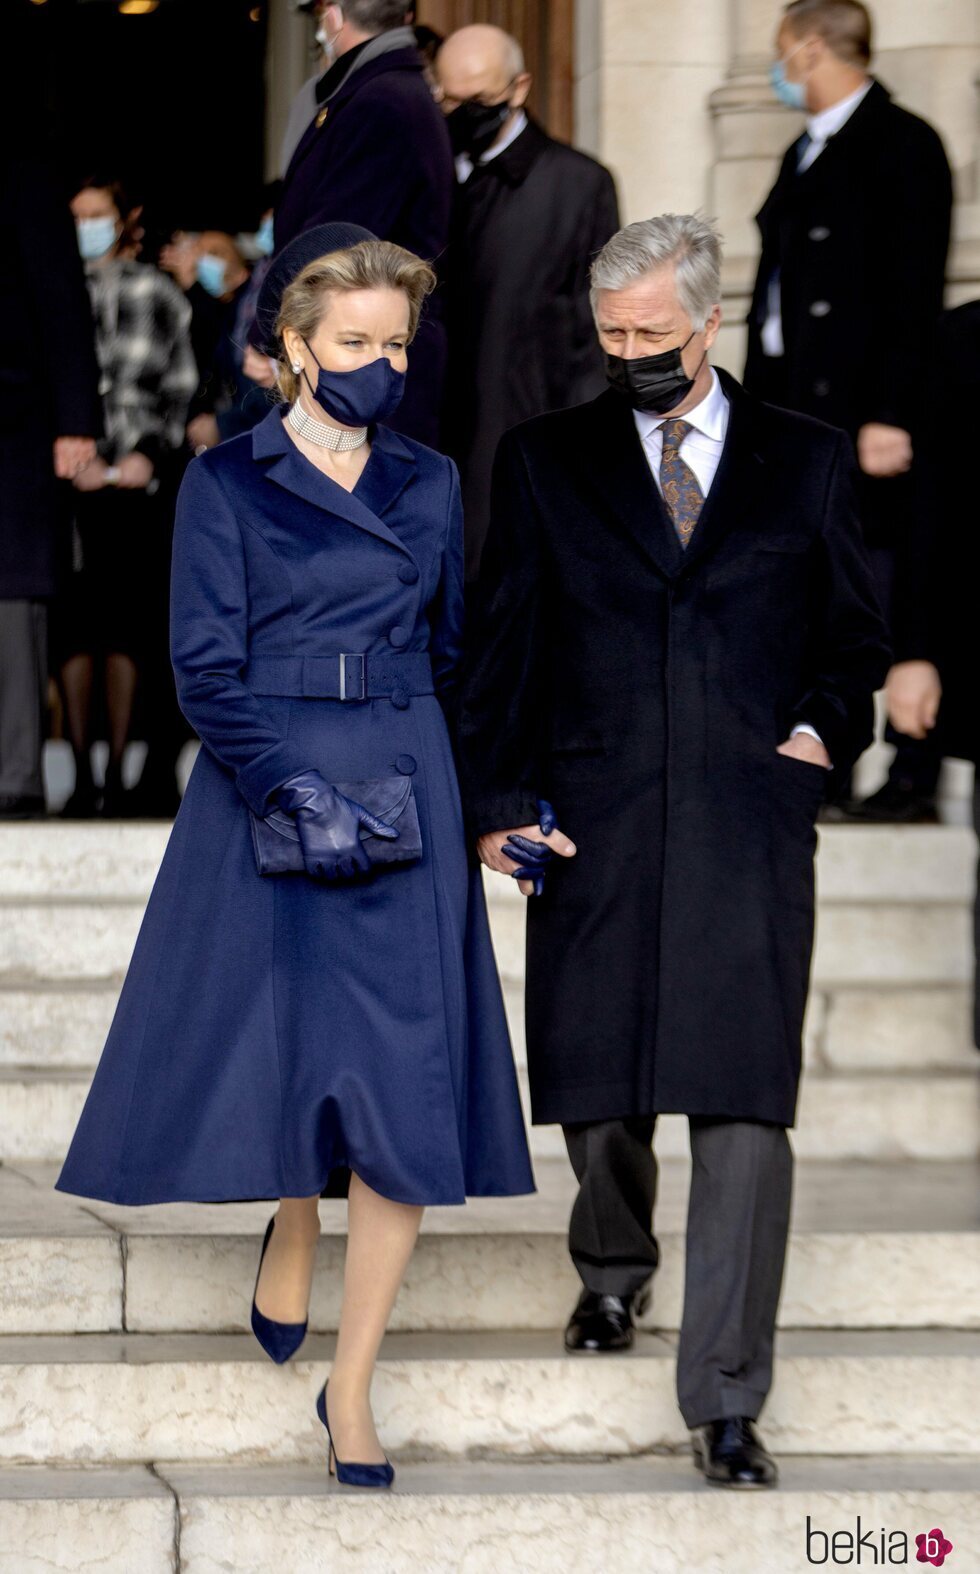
left=58, top=224, right=534, bottom=1486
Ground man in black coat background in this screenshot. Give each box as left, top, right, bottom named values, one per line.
left=273, top=0, right=453, bottom=448
left=884, top=301, right=980, bottom=1044
left=744, top=0, right=951, bottom=820
left=0, top=155, right=101, bottom=818
left=435, top=24, right=620, bottom=579
left=458, top=215, right=889, bottom=1488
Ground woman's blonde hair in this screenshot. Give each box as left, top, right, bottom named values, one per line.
left=274, top=240, right=436, bottom=403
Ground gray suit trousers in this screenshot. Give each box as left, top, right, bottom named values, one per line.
left=563, top=1114, right=793, bottom=1429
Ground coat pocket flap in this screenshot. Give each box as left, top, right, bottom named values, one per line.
left=754, top=532, right=812, bottom=554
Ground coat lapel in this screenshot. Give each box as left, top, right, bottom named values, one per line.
left=251, top=408, right=417, bottom=561
left=678, top=368, right=766, bottom=575
left=573, top=390, right=680, bottom=580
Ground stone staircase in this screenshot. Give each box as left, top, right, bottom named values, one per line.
left=1, top=822, right=979, bottom=1572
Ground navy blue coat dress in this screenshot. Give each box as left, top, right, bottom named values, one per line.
left=57, top=406, right=534, bottom=1207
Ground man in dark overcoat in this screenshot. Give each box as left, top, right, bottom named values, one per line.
left=435, top=24, right=619, bottom=579
left=457, top=214, right=890, bottom=1488
left=883, top=300, right=980, bottom=1045
left=0, top=154, right=101, bottom=817
left=273, top=0, right=453, bottom=448
left=744, top=0, right=951, bottom=820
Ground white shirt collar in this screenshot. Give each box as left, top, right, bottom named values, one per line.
left=632, top=365, right=728, bottom=446
left=455, top=109, right=529, bottom=183
left=806, top=78, right=872, bottom=145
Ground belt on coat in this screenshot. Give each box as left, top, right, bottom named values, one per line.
left=243, top=652, right=435, bottom=702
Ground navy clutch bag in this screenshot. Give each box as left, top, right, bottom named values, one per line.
left=249, top=776, right=422, bottom=877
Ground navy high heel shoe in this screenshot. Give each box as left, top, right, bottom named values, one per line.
left=250, top=1217, right=308, bottom=1364
left=315, top=1381, right=395, bottom=1489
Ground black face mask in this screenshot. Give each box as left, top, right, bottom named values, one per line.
left=604, top=330, right=705, bottom=414
left=447, top=98, right=512, bottom=159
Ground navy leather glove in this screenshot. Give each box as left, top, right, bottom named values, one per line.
left=505, top=799, right=558, bottom=897
left=273, top=770, right=398, bottom=881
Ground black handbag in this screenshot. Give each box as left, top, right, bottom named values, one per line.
left=249, top=776, right=422, bottom=877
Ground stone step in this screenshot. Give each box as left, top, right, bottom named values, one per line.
left=6, top=1159, right=979, bottom=1338
left=0, top=895, right=970, bottom=990
left=2, top=978, right=974, bottom=1074
left=0, top=822, right=972, bottom=903
left=2, top=1457, right=977, bottom=1574
left=2, top=1328, right=978, bottom=1464
left=488, top=900, right=974, bottom=989
left=3, top=1065, right=978, bottom=1165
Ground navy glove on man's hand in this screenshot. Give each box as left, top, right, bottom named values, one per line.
left=505, top=799, right=558, bottom=897
left=273, top=770, right=398, bottom=881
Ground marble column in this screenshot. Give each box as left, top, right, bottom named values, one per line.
left=264, top=0, right=316, bottom=180
left=574, top=0, right=730, bottom=222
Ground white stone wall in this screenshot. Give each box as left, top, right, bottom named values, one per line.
left=577, top=0, right=980, bottom=371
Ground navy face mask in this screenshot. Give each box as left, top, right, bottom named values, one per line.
left=301, top=339, right=406, bottom=427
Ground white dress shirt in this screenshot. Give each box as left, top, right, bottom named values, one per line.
left=632, top=366, right=825, bottom=754
left=761, top=78, right=872, bottom=356
left=455, top=109, right=528, bottom=184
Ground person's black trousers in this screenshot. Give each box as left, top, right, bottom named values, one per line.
left=0, top=598, right=47, bottom=801
left=563, top=1114, right=793, bottom=1429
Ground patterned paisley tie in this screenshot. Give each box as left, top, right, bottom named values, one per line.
left=659, top=419, right=704, bottom=549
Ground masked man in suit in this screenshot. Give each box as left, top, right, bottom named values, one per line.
left=745, top=0, right=951, bottom=820
left=458, top=214, right=890, bottom=1488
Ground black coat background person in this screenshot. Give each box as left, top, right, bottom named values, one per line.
left=745, top=80, right=951, bottom=472
left=458, top=370, right=890, bottom=1133
left=0, top=155, right=101, bottom=813
left=274, top=10, right=453, bottom=448
left=442, top=116, right=620, bottom=578
left=887, top=301, right=980, bottom=1045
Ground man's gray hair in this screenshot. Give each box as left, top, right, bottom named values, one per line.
left=590, top=214, right=723, bottom=329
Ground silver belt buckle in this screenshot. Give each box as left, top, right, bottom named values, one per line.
left=338, top=653, right=366, bottom=702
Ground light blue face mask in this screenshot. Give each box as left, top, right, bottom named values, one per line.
left=76, top=216, right=118, bottom=261
left=769, top=39, right=808, bottom=110
left=196, top=253, right=228, bottom=298
left=255, top=215, right=275, bottom=257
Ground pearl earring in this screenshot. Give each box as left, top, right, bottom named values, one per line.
left=291, top=361, right=303, bottom=374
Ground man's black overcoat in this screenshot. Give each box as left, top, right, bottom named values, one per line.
left=274, top=47, right=453, bottom=449
left=0, top=157, right=101, bottom=599
left=744, top=80, right=951, bottom=547
left=457, top=370, right=890, bottom=1128
left=441, top=118, right=619, bottom=577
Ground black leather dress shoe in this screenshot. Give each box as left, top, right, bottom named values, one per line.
left=564, top=1287, right=650, bottom=1352
left=691, top=1417, right=778, bottom=1488
left=844, top=781, right=939, bottom=824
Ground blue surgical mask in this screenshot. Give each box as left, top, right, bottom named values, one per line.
left=255, top=215, right=275, bottom=257
left=770, top=40, right=808, bottom=110
left=196, top=253, right=228, bottom=298
left=302, top=340, right=406, bottom=427
left=76, top=216, right=118, bottom=261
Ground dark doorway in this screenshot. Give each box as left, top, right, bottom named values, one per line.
left=11, top=0, right=268, bottom=246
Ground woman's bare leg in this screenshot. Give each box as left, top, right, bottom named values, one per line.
left=327, top=1173, right=424, bottom=1463
left=254, top=1194, right=321, bottom=1323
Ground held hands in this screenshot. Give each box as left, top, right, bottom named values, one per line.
left=886, top=660, right=942, bottom=740
left=274, top=770, right=398, bottom=881
left=477, top=799, right=577, bottom=898
left=53, top=436, right=97, bottom=480
left=857, top=423, right=913, bottom=479
left=777, top=733, right=832, bottom=769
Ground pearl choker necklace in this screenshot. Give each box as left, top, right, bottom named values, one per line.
left=288, top=400, right=368, bottom=452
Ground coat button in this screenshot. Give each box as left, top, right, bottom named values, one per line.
left=395, top=754, right=417, bottom=775
left=388, top=625, right=409, bottom=647
left=813, top=379, right=831, bottom=397
left=808, top=225, right=830, bottom=241
left=398, top=563, right=420, bottom=584
left=809, top=300, right=832, bottom=317
left=390, top=689, right=410, bottom=710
